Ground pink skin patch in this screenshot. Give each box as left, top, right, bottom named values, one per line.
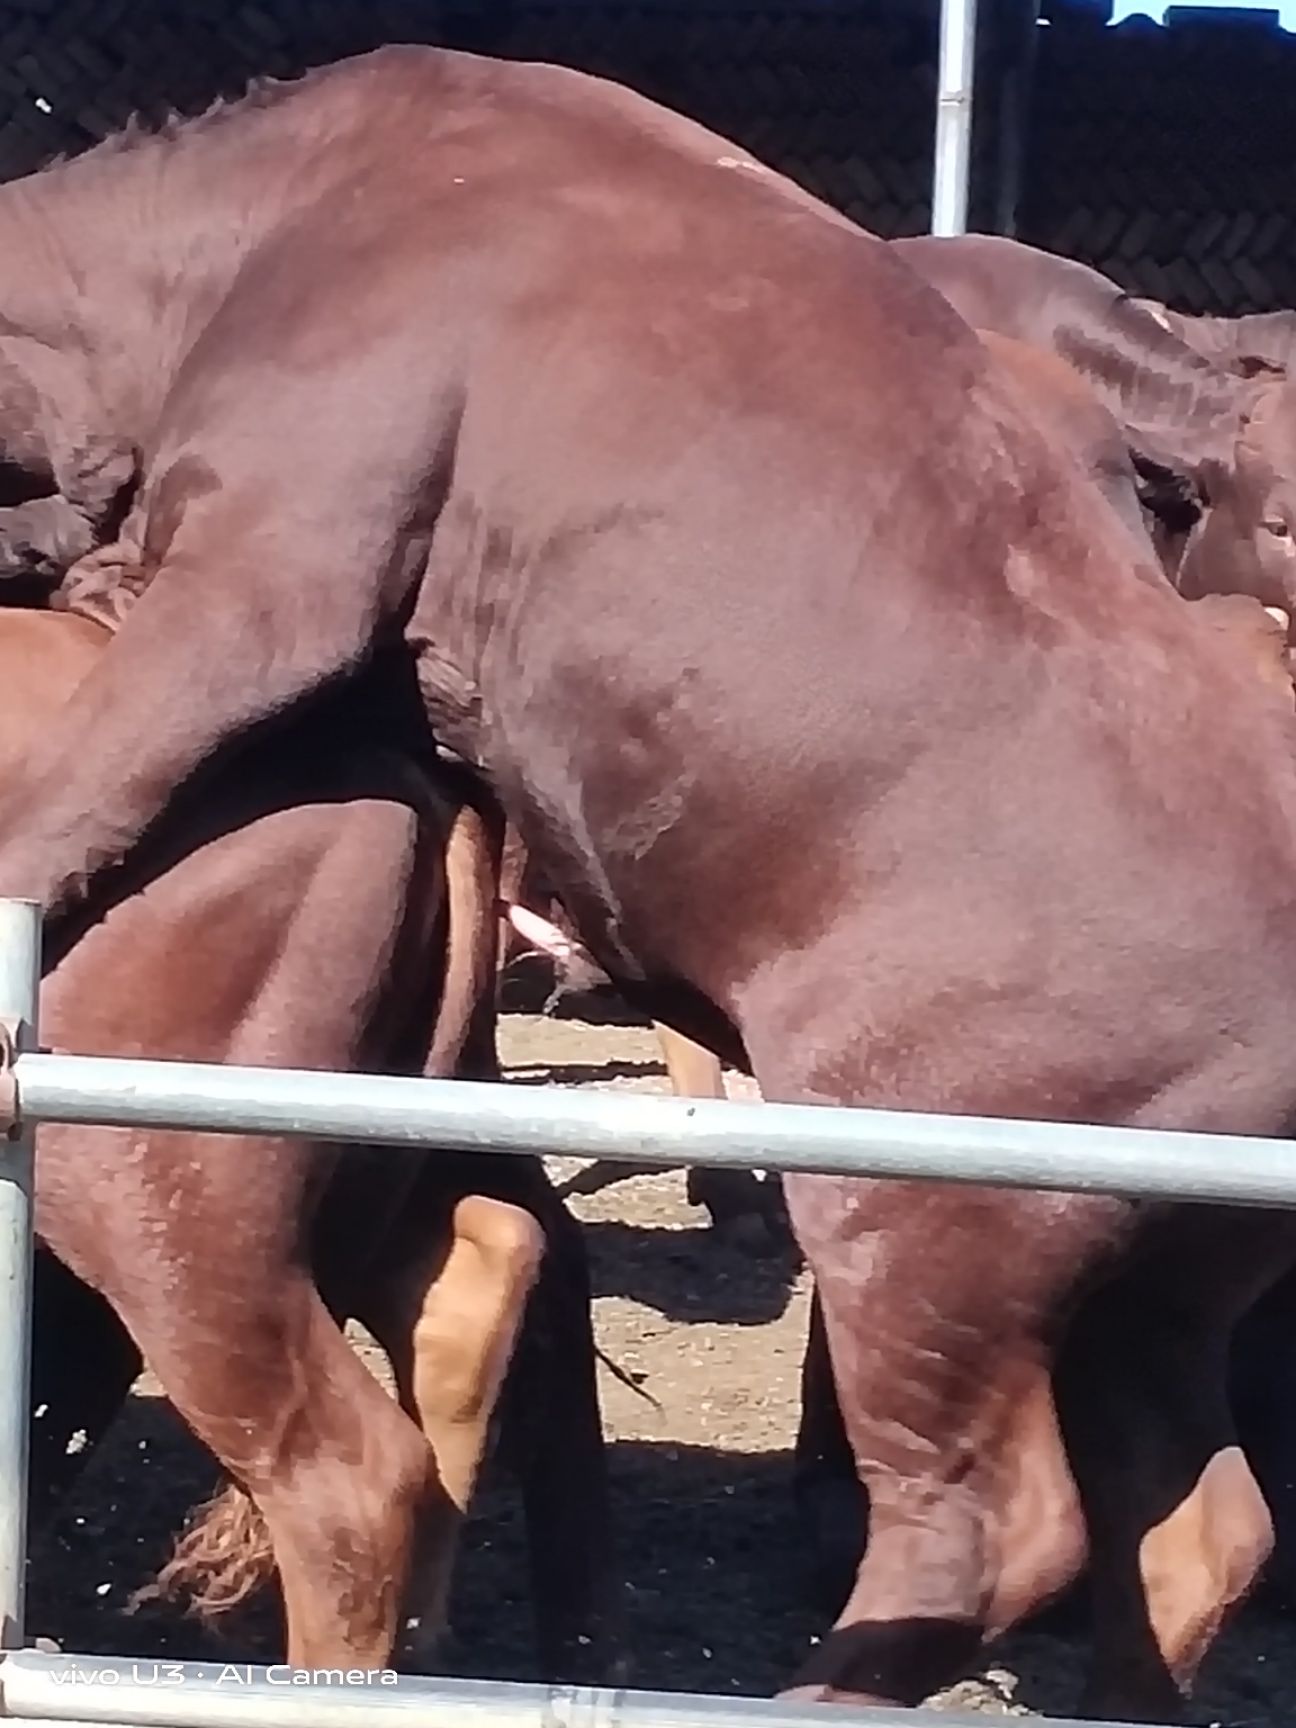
left=505, top=902, right=584, bottom=965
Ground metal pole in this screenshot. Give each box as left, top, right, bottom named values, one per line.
left=0, top=901, right=39, bottom=1650
left=932, top=0, right=980, bottom=233
left=0, top=1651, right=1159, bottom=1728
left=991, top=0, right=1040, bottom=236
left=14, top=1047, right=1296, bottom=1211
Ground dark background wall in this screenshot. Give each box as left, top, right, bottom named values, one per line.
left=1023, top=4, right=1296, bottom=309
left=0, top=0, right=1292, bottom=311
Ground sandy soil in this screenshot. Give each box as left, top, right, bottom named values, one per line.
left=25, top=1012, right=1296, bottom=1723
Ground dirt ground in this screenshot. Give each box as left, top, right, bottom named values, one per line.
left=25, top=1010, right=1296, bottom=1723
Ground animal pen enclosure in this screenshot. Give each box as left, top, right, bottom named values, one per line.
left=2, top=2, right=1296, bottom=1724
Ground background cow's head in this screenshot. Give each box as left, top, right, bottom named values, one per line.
left=1172, top=383, right=1296, bottom=628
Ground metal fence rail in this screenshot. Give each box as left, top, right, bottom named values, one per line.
left=18, top=1047, right=1296, bottom=1207
left=0, top=1654, right=1155, bottom=1728
left=3, top=1648, right=1104, bottom=1728
left=0, top=894, right=1283, bottom=1728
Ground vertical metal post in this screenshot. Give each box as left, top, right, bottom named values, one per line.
left=0, top=900, right=40, bottom=1648
left=932, top=0, right=981, bottom=234
left=991, top=0, right=1040, bottom=236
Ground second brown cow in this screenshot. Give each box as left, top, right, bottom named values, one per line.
left=17, top=606, right=613, bottom=1678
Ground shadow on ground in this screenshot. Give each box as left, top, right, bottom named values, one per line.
left=27, top=1390, right=1296, bottom=1725
left=583, top=1218, right=799, bottom=1326
left=506, top=1059, right=667, bottom=1088
left=27, top=1397, right=818, bottom=1693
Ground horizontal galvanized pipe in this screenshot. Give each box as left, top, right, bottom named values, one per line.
left=0, top=1652, right=1153, bottom=1728
left=13, top=1048, right=1296, bottom=1208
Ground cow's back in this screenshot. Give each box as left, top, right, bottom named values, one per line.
left=382, top=110, right=1296, bottom=1126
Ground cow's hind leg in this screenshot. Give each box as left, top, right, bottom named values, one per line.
left=134, top=1188, right=434, bottom=1670
left=356, top=1188, right=544, bottom=1667
left=1054, top=1211, right=1295, bottom=1722
left=773, top=1172, right=1109, bottom=1707
left=495, top=1188, right=623, bottom=1681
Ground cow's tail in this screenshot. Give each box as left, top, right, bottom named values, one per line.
left=425, top=788, right=504, bottom=1079
left=129, top=1480, right=274, bottom=1621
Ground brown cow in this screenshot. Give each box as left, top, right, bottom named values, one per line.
left=5, top=47, right=1296, bottom=1717
left=892, top=233, right=1296, bottom=621
left=964, top=334, right=1296, bottom=701
left=11, top=606, right=613, bottom=1677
